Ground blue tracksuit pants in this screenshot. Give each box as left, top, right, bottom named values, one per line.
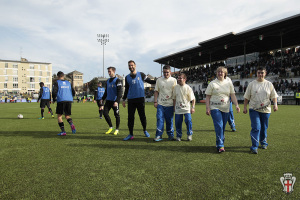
left=175, top=113, right=192, bottom=138
left=211, top=109, right=229, bottom=149
left=156, top=105, right=174, bottom=137
left=249, top=109, right=270, bottom=150
left=228, top=102, right=236, bottom=129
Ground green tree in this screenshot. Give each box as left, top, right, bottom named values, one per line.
left=88, top=77, right=99, bottom=94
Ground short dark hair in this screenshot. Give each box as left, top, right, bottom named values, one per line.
left=163, top=65, right=171, bottom=71
left=57, top=71, right=64, bottom=77
left=107, top=66, right=116, bottom=72
left=128, top=60, right=136, bottom=65
left=257, top=66, right=266, bottom=71
left=98, top=81, right=102, bottom=86
left=179, top=72, right=187, bottom=79
left=39, top=82, right=44, bottom=87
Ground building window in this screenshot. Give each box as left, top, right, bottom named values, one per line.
left=13, top=77, right=18, bottom=82
left=30, top=71, right=34, bottom=76
left=4, top=83, right=7, bottom=88
left=30, top=77, right=35, bottom=82
left=30, top=84, right=35, bottom=89
left=38, top=65, right=41, bottom=70
left=39, top=71, right=42, bottom=76
left=13, top=83, right=18, bottom=88
left=46, top=78, right=49, bottom=82
left=45, top=65, right=48, bottom=70
left=5, top=63, right=8, bottom=68
left=47, top=84, right=50, bottom=88
left=5, top=76, right=8, bottom=82
left=39, top=77, right=41, bottom=82
left=4, top=69, right=7, bottom=75
left=30, top=65, right=34, bottom=69
left=13, top=64, right=18, bottom=68
left=47, top=72, right=50, bottom=76
left=13, top=70, right=18, bottom=75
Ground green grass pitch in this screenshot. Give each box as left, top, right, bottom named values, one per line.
left=0, top=102, right=299, bottom=199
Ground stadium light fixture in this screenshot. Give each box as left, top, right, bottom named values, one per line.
left=97, top=33, right=110, bottom=78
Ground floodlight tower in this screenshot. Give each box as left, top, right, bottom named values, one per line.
left=97, top=34, right=109, bottom=78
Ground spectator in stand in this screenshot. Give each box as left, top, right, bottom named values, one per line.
left=296, top=89, right=300, bottom=105
left=238, top=85, right=243, bottom=93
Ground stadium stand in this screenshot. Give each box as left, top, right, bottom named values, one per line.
left=154, top=14, right=300, bottom=104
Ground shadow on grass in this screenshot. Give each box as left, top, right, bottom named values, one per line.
left=0, top=130, right=156, bottom=140
left=0, top=131, right=67, bottom=138
left=67, top=143, right=250, bottom=153
left=68, top=143, right=219, bottom=153
left=0, top=118, right=44, bottom=120
left=0, top=131, right=250, bottom=153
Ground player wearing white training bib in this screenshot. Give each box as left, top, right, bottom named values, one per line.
left=172, top=73, right=195, bottom=141
left=243, top=66, right=278, bottom=154
left=205, top=67, right=240, bottom=153
left=205, top=76, right=234, bottom=113
left=244, top=80, right=277, bottom=113
left=153, top=65, right=177, bottom=141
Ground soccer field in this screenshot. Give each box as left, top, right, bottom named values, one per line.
left=0, top=102, right=299, bottom=199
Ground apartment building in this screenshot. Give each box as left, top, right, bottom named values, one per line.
left=66, top=70, right=84, bottom=95
left=0, top=58, right=52, bottom=95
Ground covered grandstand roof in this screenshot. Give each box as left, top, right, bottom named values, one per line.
left=154, top=14, right=300, bottom=69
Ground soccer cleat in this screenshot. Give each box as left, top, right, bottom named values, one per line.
left=144, top=131, right=150, bottom=137
left=168, top=136, right=176, bottom=141
left=105, top=128, right=114, bottom=134
left=218, top=147, right=225, bottom=153
left=231, top=127, right=236, bottom=132
left=153, top=136, right=163, bottom=142
left=262, top=145, right=267, bottom=149
left=38, top=117, right=45, bottom=120
left=187, top=135, right=192, bottom=141
left=123, top=135, right=134, bottom=141
left=57, top=132, right=66, bottom=136
left=71, top=124, right=76, bottom=134
left=100, top=117, right=103, bottom=119
left=176, top=137, right=181, bottom=141
left=250, top=149, right=258, bottom=154
left=52, top=115, right=54, bottom=118
left=113, top=130, right=119, bottom=136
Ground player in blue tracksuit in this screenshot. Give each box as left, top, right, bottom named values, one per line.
left=101, top=66, right=123, bottom=136
left=52, top=71, right=76, bottom=136
left=94, top=82, right=105, bottom=119
left=228, top=98, right=236, bottom=131
left=153, top=65, right=177, bottom=141
left=37, top=82, right=54, bottom=119
left=122, top=60, right=156, bottom=141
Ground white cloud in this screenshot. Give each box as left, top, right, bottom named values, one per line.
left=0, top=0, right=299, bottom=81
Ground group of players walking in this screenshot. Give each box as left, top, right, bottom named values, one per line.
left=38, top=60, right=278, bottom=154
